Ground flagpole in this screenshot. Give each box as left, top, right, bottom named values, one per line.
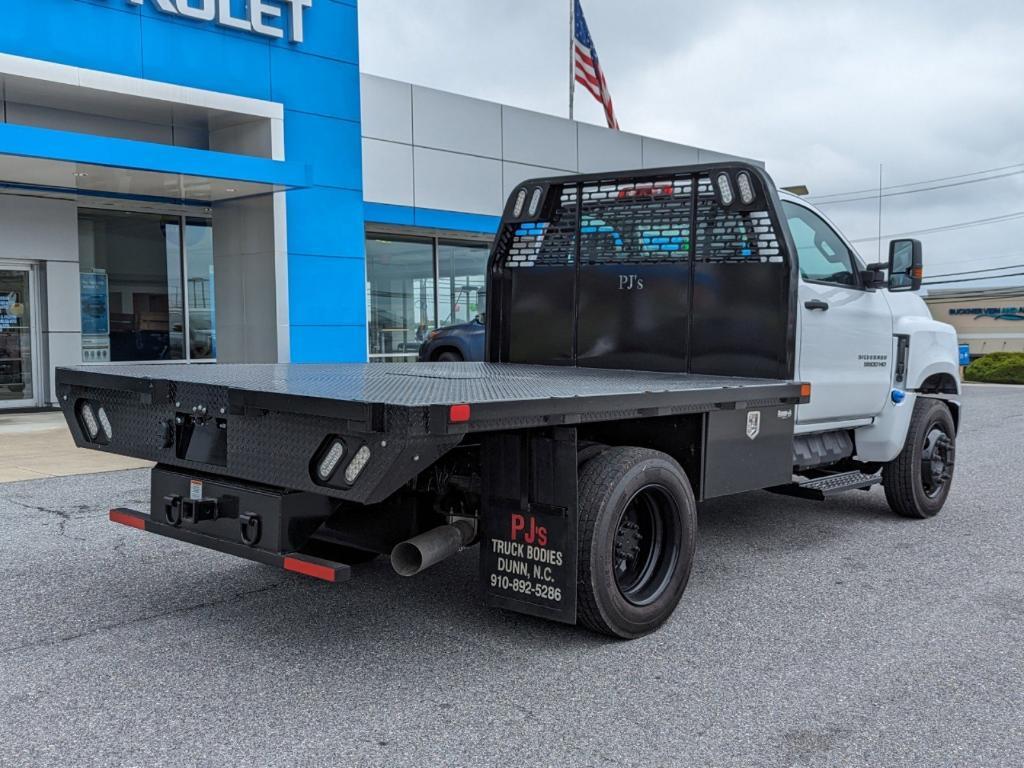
left=568, top=0, right=575, bottom=120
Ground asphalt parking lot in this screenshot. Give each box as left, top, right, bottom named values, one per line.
left=0, top=384, right=1020, bottom=768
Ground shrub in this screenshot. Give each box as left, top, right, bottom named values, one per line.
left=964, top=352, right=1024, bottom=385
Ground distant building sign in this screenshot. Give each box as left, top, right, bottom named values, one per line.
left=127, top=0, right=313, bottom=43
left=948, top=306, right=1024, bottom=321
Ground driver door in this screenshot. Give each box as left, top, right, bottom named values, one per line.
left=785, top=201, right=893, bottom=426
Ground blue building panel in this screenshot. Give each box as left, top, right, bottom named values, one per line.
left=364, top=203, right=501, bottom=234
left=288, top=254, right=367, bottom=327
left=362, top=202, right=416, bottom=228
left=0, top=0, right=145, bottom=77
left=287, top=187, right=366, bottom=257
left=414, top=207, right=501, bottom=234
left=283, top=111, right=363, bottom=191
left=290, top=324, right=369, bottom=363
left=139, top=16, right=273, bottom=101
left=270, top=50, right=361, bottom=122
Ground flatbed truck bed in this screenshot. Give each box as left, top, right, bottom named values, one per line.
left=60, top=360, right=800, bottom=429
left=56, top=162, right=830, bottom=638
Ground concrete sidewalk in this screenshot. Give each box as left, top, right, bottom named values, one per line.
left=0, top=411, right=151, bottom=483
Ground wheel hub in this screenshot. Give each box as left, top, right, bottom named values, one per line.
left=612, top=485, right=681, bottom=606
left=614, top=519, right=644, bottom=567
left=920, top=425, right=954, bottom=498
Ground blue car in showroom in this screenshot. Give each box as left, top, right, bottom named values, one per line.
left=417, top=316, right=485, bottom=362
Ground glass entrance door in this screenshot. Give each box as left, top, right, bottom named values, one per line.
left=0, top=264, right=40, bottom=409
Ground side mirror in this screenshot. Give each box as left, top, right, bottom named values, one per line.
left=888, top=238, right=923, bottom=292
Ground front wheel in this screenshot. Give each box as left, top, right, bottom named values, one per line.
left=576, top=447, right=697, bottom=639
left=883, top=398, right=957, bottom=519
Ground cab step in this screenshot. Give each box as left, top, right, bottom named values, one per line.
left=768, top=470, right=882, bottom=501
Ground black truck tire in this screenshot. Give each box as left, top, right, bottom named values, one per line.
left=576, top=447, right=697, bottom=639
left=882, top=398, right=957, bottom=519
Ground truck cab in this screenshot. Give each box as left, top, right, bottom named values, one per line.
left=779, top=192, right=960, bottom=511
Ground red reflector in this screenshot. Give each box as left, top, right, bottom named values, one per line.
left=449, top=404, right=471, bottom=423
left=283, top=556, right=337, bottom=583
left=109, top=510, right=145, bottom=530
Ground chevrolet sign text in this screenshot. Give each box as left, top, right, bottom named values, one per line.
left=127, top=0, right=313, bottom=43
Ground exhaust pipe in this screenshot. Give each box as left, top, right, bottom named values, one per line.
left=391, top=521, right=475, bottom=576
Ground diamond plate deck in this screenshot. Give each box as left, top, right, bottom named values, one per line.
left=56, top=363, right=804, bottom=503
left=62, top=362, right=793, bottom=408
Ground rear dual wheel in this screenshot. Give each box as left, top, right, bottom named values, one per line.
left=576, top=447, right=697, bottom=639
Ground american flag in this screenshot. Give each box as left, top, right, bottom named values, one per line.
left=573, top=0, right=619, bottom=130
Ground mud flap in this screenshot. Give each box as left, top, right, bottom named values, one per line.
left=479, top=428, right=578, bottom=624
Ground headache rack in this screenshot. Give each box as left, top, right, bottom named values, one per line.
left=486, top=162, right=799, bottom=379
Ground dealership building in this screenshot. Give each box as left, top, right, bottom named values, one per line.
left=925, top=286, right=1024, bottom=356
left=0, top=0, right=749, bottom=410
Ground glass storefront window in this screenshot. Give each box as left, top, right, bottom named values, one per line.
left=78, top=209, right=215, bottom=363
left=437, top=242, right=488, bottom=326
left=185, top=219, right=216, bottom=360
left=366, top=234, right=491, bottom=362
left=366, top=237, right=436, bottom=361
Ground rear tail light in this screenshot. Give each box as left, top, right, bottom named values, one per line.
left=344, top=445, right=372, bottom=485
left=449, top=404, right=471, bottom=423
left=97, top=407, right=113, bottom=440
left=317, top=439, right=346, bottom=481
left=80, top=402, right=100, bottom=439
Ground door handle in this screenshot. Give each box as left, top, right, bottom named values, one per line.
left=804, top=299, right=829, bottom=311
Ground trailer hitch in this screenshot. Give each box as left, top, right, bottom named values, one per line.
left=162, top=494, right=240, bottom=525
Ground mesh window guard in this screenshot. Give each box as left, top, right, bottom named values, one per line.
left=500, top=172, right=782, bottom=268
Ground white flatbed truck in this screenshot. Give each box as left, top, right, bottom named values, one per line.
left=57, top=162, right=959, bottom=638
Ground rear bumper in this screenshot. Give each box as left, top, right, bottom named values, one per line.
left=108, top=507, right=351, bottom=583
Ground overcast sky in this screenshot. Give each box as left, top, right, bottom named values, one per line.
left=359, top=0, right=1024, bottom=291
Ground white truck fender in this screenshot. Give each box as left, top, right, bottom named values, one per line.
left=896, top=315, right=962, bottom=395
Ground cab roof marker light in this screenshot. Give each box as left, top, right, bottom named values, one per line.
left=317, top=440, right=346, bottom=481
left=512, top=188, right=528, bottom=217
left=80, top=402, right=99, bottom=440
left=528, top=187, right=544, bottom=217
left=716, top=173, right=734, bottom=205
left=344, top=445, right=372, bottom=485
left=97, top=406, right=113, bottom=440
left=736, top=171, right=755, bottom=205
